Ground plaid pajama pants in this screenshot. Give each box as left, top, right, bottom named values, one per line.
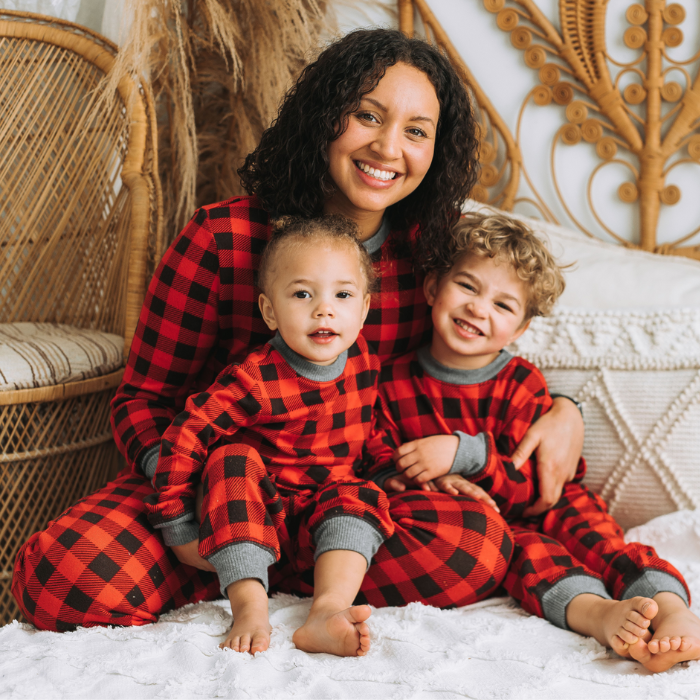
left=13, top=451, right=513, bottom=630
left=503, top=482, right=690, bottom=624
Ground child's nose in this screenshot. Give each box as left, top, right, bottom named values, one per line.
left=466, top=298, right=488, bottom=317
left=314, top=300, right=335, bottom=317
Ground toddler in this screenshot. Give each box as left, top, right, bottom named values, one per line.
left=145, top=215, right=393, bottom=657
left=365, top=212, right=700, bottom=673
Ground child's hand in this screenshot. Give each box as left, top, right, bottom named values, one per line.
left=393, top=435, right=459, bottom=484
left=171, top=539, right=216, bottom=572
left=433, top=474, right=500, bottom=513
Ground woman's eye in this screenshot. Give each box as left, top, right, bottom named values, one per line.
left=357, top=112, right=379, bottom=124
left=336, top=291, right=351, bottom=299
left=293, top=291, right=310, bottom=299
left=407, top=127, right=427, bottom=138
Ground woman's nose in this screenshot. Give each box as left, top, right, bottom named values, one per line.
left=370, top=125, right=402, bottom=161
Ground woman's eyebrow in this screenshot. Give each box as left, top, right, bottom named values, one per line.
left=361, top=97, right=436, bottom=126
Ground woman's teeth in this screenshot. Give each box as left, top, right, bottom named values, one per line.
left=356, top=161, right=397, bottom=181
left=455, top=319, right=482, bottom=335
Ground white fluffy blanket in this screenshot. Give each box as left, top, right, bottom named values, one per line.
left=3, top=510, right=700, bottom=699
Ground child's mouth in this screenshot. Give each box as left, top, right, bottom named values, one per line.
left=454, top=319, right=483, bottom=336
left=309, top=329, right=338, bottom=344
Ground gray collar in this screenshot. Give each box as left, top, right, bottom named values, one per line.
left=269, top=333, right=348, bottom=381
left=416, top=346, right=513, bottom=385
left=361, top=217, right=390, bottom=254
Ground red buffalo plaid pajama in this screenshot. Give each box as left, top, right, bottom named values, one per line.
left=368, top=347, right=690, bottom=629
left=13, top=197, right=512, bottom=631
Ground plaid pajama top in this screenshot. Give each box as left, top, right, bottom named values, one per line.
left=145, top=333, right=384, bottom=530
left=366, top=347, right=584, bottom=520
left=111, top=195, right=431, bottom=471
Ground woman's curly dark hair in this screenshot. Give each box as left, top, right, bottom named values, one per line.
left=238, top=28, right=479, bottom=270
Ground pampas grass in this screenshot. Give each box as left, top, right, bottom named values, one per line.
left=101, top=0, right=331, bottom=262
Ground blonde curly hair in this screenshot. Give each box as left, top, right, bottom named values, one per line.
left=434, top=212, right=566, bottom=319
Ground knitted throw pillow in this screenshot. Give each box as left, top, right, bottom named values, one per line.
left=509, top=309, right=700, bottom=529
left=0, top=323, right=123, bottom=391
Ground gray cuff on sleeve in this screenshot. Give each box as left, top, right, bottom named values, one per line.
left=449, top=432, right=488, bottom=477
left=372, top=467, right=399, bottom=490
left=541, top=575, right=611, bottom=630
left=314, top=516, right=385, bottom=570
left=159, top=519, right=200, bottom=548
left=208, top=542, right=276, bottom=596
left=620, top=570, right=689, bottom=607
left=140, top=444, right=161, bottom=485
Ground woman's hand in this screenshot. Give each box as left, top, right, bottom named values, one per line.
left=432, top=474, right=500, bottom=512
left=510, top=397, right=584, bottom=517
left=170, top=539, right=216, bottom=572
left=393, top=435, right=459, bottom=484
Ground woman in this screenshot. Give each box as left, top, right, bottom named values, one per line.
left=13, top=28, right=583, bottom=631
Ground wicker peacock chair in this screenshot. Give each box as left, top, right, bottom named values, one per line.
left=0, top=11, right=161, bottom=624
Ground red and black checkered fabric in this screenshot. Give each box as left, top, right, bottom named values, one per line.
left=111, top=195, right=431, bottom=471
left=12, top=475, right=221, bottom=631
left=504, top=482, right=690, bottom=615
left=198, top=444, right=392, bottom=565
left=365, top=351, right=552, bottom=519
left=145, top=335, right=383, bottom=528
left=14, top=471, right=512, bottom=630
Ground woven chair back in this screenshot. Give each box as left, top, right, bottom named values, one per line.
left=0, top=13, right=154, bottom=351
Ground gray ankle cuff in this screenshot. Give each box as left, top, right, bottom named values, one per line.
left=160, top=519, right=200, bottom=547
left=541, top=575, right=611, bottom=630
left=314, top=516, right=385, bottom=570
left=140, top=444, right=161, bottom=485
left=208, top=542, right=276, bottom=596
left=450, top=432, right=488, bottom=477
left=620, top=570, right=689, bottom=607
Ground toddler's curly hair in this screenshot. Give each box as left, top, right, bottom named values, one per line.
left=434, top=212, right=566, bottom=319
left=257, top=215, right=376, bottom=296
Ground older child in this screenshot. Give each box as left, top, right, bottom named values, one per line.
left=365, top=213, right=700, bottom=673
left=145, top=216, right=394, bottom=657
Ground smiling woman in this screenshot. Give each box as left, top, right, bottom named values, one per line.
left=12, top=28, right=584, bottom=635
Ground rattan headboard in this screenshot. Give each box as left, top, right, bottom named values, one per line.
left=398, top=0, right=700, bottom=262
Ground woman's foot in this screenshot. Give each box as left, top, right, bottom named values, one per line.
left=292, top=601, right=372, bottom=657
left=627, top=592, right=700, bottom=672
left=220, top=578, right=271, bottom=654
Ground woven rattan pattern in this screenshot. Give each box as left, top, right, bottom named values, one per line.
left=0, top=12, right=158, bottom=625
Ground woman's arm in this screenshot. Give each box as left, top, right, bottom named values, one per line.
left=510, top=396, right=584, bottom=517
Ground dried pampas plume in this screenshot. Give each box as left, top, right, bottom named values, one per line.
left=99, top=0, right=331, bottom=264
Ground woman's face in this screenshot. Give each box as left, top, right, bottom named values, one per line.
left=325, top=62, right=440, bottom=230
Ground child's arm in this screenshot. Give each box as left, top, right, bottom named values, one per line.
left=144, top=364, right=263, bottom=544
left=396, top=365, right=553, bottom=519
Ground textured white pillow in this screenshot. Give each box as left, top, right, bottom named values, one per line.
left=0, top=323, right=124, bottom=391
left=464, top=199, right=700, bottom=310
left=509, top=309, right=700, bottom=529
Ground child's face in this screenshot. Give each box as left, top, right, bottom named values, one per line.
left=258, top=242, right=371, bottom=365
left=424, top=253, right=530, bottom=370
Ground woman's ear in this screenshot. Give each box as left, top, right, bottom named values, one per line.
left=258, top=293, right=278, bottom=331
left=423, top=271, right=439, bottom=306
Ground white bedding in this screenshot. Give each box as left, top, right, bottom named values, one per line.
left=2, top=510, right=699, bottom=699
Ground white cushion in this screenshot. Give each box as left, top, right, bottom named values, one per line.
left=0, top=323, right=123, bottom=392
left=509, top=309, right=700, bottom=529
left=464, top=199, right=700, bottom=310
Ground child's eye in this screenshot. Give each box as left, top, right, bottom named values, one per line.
left=458, top=282, right=476, bottom=293
left=293, top=291, right=310, bottom=299
left=496, top=302, right=513, bottom=313
left=336, top=291, right=352, bottom=299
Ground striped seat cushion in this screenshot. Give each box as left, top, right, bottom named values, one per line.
left=0, top=323, right=123, bottom=392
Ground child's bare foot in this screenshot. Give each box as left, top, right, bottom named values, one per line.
left=566, top=594, right=655, bottom=657
left=220, top=610, right=271, bottom=653
left=292, top=600, right=371, bottom=657
left=627, top=592, right=700, bottom=673
left=219, top=578, right=271, bottom=654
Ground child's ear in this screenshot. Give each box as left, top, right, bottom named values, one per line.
left=423, top=272, right=439, bottom=306
left=359, top=293, right=371, bottom=328
left=258, top=293, right=278, bottom=331
left=508, top=318, right=531, bottom=344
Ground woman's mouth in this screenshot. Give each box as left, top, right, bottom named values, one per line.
left=309, top=329, right=338, bottom=344
left=355, top=160, right=398, bottom=182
